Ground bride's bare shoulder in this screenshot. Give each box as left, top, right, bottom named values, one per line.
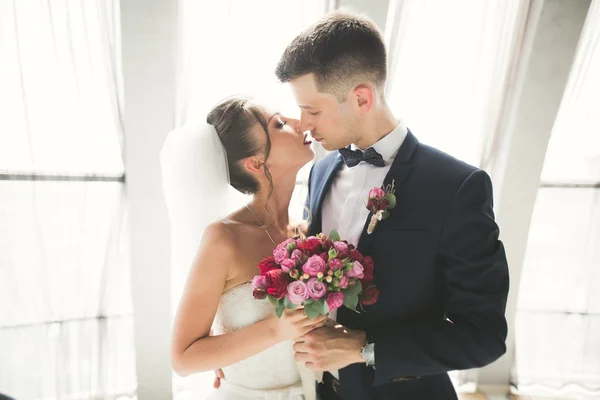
left=201, top=218, right=246, bottom=253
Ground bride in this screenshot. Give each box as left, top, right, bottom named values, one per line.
left=161, top=95, right=326, bottom=399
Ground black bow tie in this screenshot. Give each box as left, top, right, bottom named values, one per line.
left=338, top=147, right=385, bottom=168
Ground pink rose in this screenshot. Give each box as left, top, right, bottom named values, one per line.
left=339, top=275, right=349, bottom=289
left=252, top=275, right=267, bottom=290
left=280, top=258, right=296, bottom=273
left=287, top=280, right=309, bottom=304
left=326, top=292, right=344, bottom=311
left=307, top=277, right=328, bottom=300
left=333, top=241, right=348, bottom=254
left=291, top=249, right=304, bottom=263
left=368, top=187, right=386, bottom=200
left=273, top=245, right=288, bottom=264
left=347, top=261, right=365, bottom=279
left=302, top=255, right=326, bottom=277
left=281, top=238, right=295, bottom=249
left=329, top=259, right=343, bottom=270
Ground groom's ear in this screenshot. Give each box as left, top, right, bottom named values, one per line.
left=243, top=156, right=264, bottom=174
left=353, top=85, right=375, bottom=113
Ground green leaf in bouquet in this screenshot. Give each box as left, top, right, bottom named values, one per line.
left=304, top=303, right=320, bottom=320
left=384, top=192, right=396, bottom=209
left=343, top=293, right=359, bottom=311
left=267, top=295, right=279, bottom=307
left=328, top=247, right=338, bottom=261
left=329, top=229, right=341, bottom=242
left=315, top=298, right=330, bottom=315
left=284, top=297, right=298, bottom=309
left=381, top=210, right=391, bottom=219
left=343, top=280, right=363, bottom=297
left=276, top=302, right=284, bottom=318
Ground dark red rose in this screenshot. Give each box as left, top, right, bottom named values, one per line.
left=379, top=199, right=390, bottom=210
left=319, top=252, right=329, bottom=264
left=322, top=239, right=334, bottom=251
left=366, top=198, right=377, bottom=211
left=349, top=249, right=363, bottom=262
left=361, top=256, right=375, bottom=282
left=360, top=286, right=380, bottom=306
left=258, top=257, right=278, bottom=275
left=265, top=269, right=290, bottom=298
left=298, top=237, right=323, bottom=255
left=253, top=288, right=267, bottom=299
left=347, top=243, right=355, bottom=250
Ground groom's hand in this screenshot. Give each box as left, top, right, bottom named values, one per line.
left=293, top=320, right=366, bottom=371
left=213, top=368, right=224, bottom=389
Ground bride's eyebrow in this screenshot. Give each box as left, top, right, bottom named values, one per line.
left=267, top=112, right=281, bottom=124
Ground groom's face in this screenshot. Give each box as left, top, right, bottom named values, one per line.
left=289, top=74, right=357, bottom=151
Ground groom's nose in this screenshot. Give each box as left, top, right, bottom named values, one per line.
left=299, top=117, right=315, bottom=134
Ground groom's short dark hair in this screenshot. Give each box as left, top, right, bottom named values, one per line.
left=275, top=9, right=387, bottom=101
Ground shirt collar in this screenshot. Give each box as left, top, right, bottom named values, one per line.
left=351, top=120, right=408, bottom=163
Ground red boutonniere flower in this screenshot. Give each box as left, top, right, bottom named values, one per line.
left=366, top=180, right=396, bottom=234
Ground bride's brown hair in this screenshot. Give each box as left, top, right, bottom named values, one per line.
left=207, top=95, right=274, bottom=202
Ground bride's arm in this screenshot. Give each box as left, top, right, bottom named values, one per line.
left=171, top=223, right=324, bottom=377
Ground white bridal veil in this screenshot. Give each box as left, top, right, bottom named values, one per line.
left=159, top=123, right=246, bottom=309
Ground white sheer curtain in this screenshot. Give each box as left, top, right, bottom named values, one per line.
left=0, top=1, right=134, bottom=399
left=515, top=1, right=600, bottom=398
left=173, top=1, right=326, bottom=398
left=385, top=0, right=531, bottom=168
left=383, top=0, right=532, bottom=390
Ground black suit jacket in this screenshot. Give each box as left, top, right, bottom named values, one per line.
left=306, top=132, right=509, bottom=400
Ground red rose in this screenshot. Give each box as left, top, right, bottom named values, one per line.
left=349, top=249, right=363, bottom=262
left=361, top=256, right=375, bottom=282
left=265, top=269, right=290, bottom=298
left=379, top=199, right=390, bottom=210
left=298, top=237, right=323, bottom=255
left=253, top=288, right=267, bottom=299
left=322, top=239, right=334, bottom=251
left=319, top=252, right=329, bottom=264
left=366, top=198, right=377, bottom=212
left=258, top=257, right=278, bottom=275
left=360, top=286, right=380, bottom=306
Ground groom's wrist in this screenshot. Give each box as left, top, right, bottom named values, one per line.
left=349, top=329, right=367, bottom=364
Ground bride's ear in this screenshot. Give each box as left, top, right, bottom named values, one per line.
left=242, top=156, right=264, bottom=174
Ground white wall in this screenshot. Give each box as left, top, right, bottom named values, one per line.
left=121, top=0, right=178, bottom=398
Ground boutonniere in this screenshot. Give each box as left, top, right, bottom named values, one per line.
left=366, top=180, right=396, bottom=234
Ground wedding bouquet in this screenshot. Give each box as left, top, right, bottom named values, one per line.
left=252, top=230, right=380, bottom=319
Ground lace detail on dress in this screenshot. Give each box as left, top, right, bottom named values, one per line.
left=212, top=283, right=303, bottom=391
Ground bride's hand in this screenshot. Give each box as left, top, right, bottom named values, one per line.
left=271, top=308, right=328, bottom=341
left=287, top=220, right=308, bottom=240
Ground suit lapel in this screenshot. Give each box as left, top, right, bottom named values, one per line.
left=308, top=153, right=344, bottom=236
left=357, top=131, right=419, bottom=254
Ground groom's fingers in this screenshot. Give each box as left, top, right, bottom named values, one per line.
left=294, top=351, right=313, bottom=363
left=294, top=341, right=309, bottom=353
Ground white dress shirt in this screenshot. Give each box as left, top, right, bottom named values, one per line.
left=321, top=121, right=408, bottom=379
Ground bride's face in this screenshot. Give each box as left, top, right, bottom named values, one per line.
left=253, top=109, right=314, bottom=175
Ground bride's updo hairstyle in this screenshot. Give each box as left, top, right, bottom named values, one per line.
left=207, top=96, right=274, bottom=197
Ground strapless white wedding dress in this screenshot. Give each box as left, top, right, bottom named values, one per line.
left=207, top=282, right=317, bottom=400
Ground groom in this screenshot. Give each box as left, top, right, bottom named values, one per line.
left=275, top=10, right=509, bottom=400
